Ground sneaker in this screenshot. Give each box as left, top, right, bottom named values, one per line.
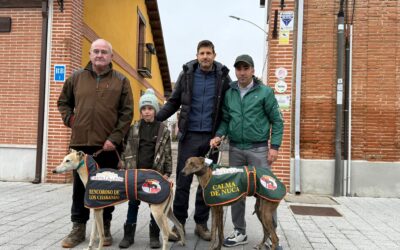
left=223, top=230, right=248, bottom=247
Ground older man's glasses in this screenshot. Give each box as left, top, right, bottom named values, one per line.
left=91, top=49, right=110, bottom=55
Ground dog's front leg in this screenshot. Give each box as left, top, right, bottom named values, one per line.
left=216, top=206, right=224, bottom=250
left=209, top=207, right=217, bottom=250
left=85, top=209, right=97, bottom=250
left=94, top=209, right=104, bottom=250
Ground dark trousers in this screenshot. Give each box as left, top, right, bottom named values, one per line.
left=173, top=131, right=216, bottom=225
left=70, top=146, right=120, bottom=223
left=126, top=200, right=157, bottom=229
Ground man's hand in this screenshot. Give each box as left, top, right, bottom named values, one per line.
left=103, top=140, right=116, bottom=151
left=267, top=148, right=279, bottom=166
left=210, top=136, right=222, bottom=148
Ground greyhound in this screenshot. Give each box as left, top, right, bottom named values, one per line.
left=53, top=150, right=185, bottom=250
left=182, top=156, right=283, bottom=250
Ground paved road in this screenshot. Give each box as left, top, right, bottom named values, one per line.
left=1, top=142, right=399, bottom=249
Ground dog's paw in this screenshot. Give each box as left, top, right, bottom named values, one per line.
left=253, top=244, right=264, bottom=250
left=178, top=240, right=186, bottom=246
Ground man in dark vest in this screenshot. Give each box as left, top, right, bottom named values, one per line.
left=156, top=40, right=231, bottom=241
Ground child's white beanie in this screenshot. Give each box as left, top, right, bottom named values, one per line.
left=139, top=88, right=159, bottom=113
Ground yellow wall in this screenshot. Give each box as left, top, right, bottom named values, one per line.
left=83, top=0, right=165, bottom=120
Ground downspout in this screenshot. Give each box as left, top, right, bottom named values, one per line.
left=41, top=0, right=54, bottom=182
left=262, top=0, right=272, bottom=82
left=346, top=24, right=353, bottom=196
left=33, top=0, right=49, bottom=184
left=334, top=1, right=345, bottom=196
left=294, top=0, right=304, bottom=194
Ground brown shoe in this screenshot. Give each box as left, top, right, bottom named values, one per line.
left=194, top=223, right=211, bottom=241
left=61, top=222, right=86, bottom=248
left=103, top=221, right=113, bottom=246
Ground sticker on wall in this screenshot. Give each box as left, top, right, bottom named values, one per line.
left=279, top=30, right=289, bottom=45
left=275, top=67, right=288, bottom=80
left=280, top=11, right=294, bottom=31
left=275, top=80, right=287, bottom=93
left=54, top=64, right=66, bottom=82
left=275, top=94, right=290, bottom=110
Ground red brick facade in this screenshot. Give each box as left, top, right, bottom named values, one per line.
left=266, top=1, right=296, bottom=188
left=0, top=8, right=42, bottom=146
left=266, top=0, right=400, bottom=190
left=46, top=0, right=83, bottom=183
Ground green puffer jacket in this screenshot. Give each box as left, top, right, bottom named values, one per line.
left=216, top=77, right=284, bottom=150
left=121, top=120, right=172, bottom=176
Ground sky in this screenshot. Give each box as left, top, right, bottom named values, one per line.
left=157, top=0, right=267, bottom=82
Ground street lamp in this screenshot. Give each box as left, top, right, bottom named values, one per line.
left=229, top=15, right=269, bottom=81
left=229, top=15, right=268, bottom=36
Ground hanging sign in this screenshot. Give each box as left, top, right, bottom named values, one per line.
left=280, top=11, right=294, bottom=31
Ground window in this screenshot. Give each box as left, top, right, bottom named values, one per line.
left=137, top=9, right=156, bottom=78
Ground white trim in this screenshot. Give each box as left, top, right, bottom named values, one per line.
left=42, top=0, right=54, bottom=182
left=0, top=144, right=36, bottom=149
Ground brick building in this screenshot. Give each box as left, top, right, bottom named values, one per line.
left=0, top=0, right=171, bottom=183
left=262, top=0, right=400, bottom=197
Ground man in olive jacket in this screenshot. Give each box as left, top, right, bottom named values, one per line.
left=57, top=39, right=133, bottom=248
left=210, top=54, right=283, bottom=248
left=156, top=40, right=231, bottom=241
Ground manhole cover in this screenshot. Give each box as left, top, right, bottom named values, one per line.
left=289, top=205, right=342, bottom=217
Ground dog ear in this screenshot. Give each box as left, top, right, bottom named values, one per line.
left=77, top=151, right=85, bottom=159
left=198, top=157, right=205, bottom=165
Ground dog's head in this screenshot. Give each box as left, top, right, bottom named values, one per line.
left=52, top=149, right=85, bottom=174
left=182, top=157, right=208, bottom=176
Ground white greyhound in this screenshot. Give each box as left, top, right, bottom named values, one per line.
left=53, top=149, right=185, bottom=250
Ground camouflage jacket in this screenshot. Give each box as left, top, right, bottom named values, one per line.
left=121, top=120, right=172, bottom=176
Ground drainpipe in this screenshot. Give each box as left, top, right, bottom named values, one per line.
left=33, top=0, right=49, bottom=184
left=294, top=0, right=304, bottom=194
left=262, top=0, right=272, bottom=82
left=346, top=24, right=353, bottom=196
left=334, top=2, right=345, bottom=196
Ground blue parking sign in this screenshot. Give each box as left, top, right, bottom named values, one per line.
left=54, top=64, right=66, bottom=82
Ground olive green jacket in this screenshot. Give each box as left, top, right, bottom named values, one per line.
left=121, top=120, right=172, bottom=176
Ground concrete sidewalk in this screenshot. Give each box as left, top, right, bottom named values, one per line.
left=1, top=180, right=400, bottom=250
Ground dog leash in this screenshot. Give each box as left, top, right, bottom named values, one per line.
left=93, top=148, right=123, bottom=169
left=205, top=136, right=225, bottom=165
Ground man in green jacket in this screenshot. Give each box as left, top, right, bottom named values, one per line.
left=210, top=54, right=283, bottom=248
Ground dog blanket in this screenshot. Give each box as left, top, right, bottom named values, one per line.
left=203, top=165, right=286, bottom=206
left=83, top=155, right=172, bottom=209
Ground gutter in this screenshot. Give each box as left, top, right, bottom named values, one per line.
left=294, top=0, right=304, bottom=194
left=33, top=0, right=50, bottom=184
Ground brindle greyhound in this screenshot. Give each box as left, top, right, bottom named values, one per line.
left=53, top=150, right=185, bottom=250
left=182, top=156, right=282, bottom=250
